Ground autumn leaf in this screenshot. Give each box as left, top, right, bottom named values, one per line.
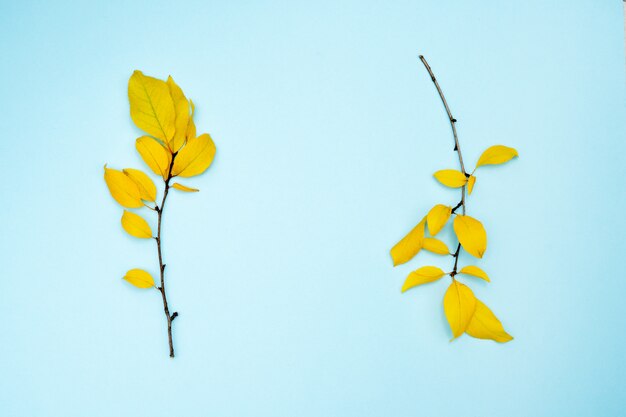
left=136, top=136, right=172, bottom=179
left=422, top=237, right=450, bottom=255
left=172, top=133, right=216, bottom=177
left=172, top=183, right=199, bottom=192
left=123, top=268, right=155, bottom=289
left=458, top=265, right=490, bottom=282
left=402, top=266, right=446, bottom=292
left=444, top=280, right=476, bottom=339
left=128, top=70, right=176, bottom=143
left=104, top=166, right=143, bottom=208
left=426, top=204, right=451, bottom=236
left=434, top=169, right=467, bottom=188
left=166, top=76, right=190, bottom=153
left=467, top=175, right=476, bottom=195
left=123, top=168, right=156, bottom=202
left=466, top=299, right=513, bottom=343
left=475, top=145, right=518, bottom=169
left=121, top=210, right=152, bottom=238
left=186, top=100, right=196, bottom=140
left=453, top=215, right=487, bottom=258
left=390, top=217, right=426, bottom=266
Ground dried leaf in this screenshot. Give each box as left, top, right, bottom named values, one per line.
left=390, top=217, right=426, bottom=266
left=121, top=210, right=152, bottom=238
left=444, top=280, right=476, bottom=339
left=104, top=166, right=142, bottom=208
left=136, top=136, right=172, bottom=180
left=172, top=183, right=199, bottom=192
left=172, top=133, right=216, bottom=178
left=426, top=204, right=451, bottom=236
left=458, top=265, right=490, bottom=282
left=466, top=299, right=513, bottom=343
left=475, top=145, right=518, bottom=169
left=123, top=268, right=155, bottom=289
left=402, top=266, right=446, bottom=292
left=123, top=168, right=156, bottom=202
left=453, top=215, right=487, bottom=258
left=128, top=70, right=176, bottom=142
left=434, top=169, right=467, bottom=188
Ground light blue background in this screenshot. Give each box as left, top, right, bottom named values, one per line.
left=0, top=1, right=624, bottom=416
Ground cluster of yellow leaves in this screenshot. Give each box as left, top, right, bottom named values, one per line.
left=391, top=145, right=517, bottom=343
left=104, top=70, right=216, bottom=289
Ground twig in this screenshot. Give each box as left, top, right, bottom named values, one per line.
left=155, top=152, right=178, bottom=358
left=418, top=55, right=467, bottom=275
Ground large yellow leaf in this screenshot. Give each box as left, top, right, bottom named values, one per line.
left=123, top=268, right=155, bottom=289
left=390, top=217, right=425, bottom=266
left=422, top=237, right=450, bottom=255
left=166, top=76, right=190, bottom=153
left=475, top=145, right=518, bottom=169
left=458, top=265, right=490, bottom=282
left=123, top=168, right=156, bottom=202
left=121, top=210, right=152, bottom=238
left=402, top=266, right=446, bottom=292
left=136, top=136, right=172, bottom=179
left=104, top=166, right=142, bottom=208
left=128, top=70, right=176, bottom=142
left=466, top=299, right=513, bottom=343
left=426, top=204, right=451, bottom=236
left=453, top=215, right=487, bottom=258
left=172, top=183, right=199, bottom=192
left=434, top=169, right=467, bottom=188
left=467, top=175, right=476, bottom=195
left=172, top=133, right=216, bottom=177
left=444, top=280, right=476, bottom=339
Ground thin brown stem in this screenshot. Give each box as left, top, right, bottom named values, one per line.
left=155, top=152, right=178, bottom=358
left=419, top=55, right=467, bottom=275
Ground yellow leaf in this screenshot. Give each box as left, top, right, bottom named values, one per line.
left=136, top=136, right=172, bottom=180
left=453, top=215, right=487, bottom=258
left=466, top=299, right=513, bottom=343
left=444, top=280, right=476, bottom=339
left=128, top=70, right=176, bottom=142
left=422, top=237, right=450, bottom=255
left=426, top=204, right=451, bottom=236
left=458, top=265, right=490, bottom=282
left=186, top=100, right=196, bottom=140
left=434, top=169, right=467, bottom=188
left=402, top=266, right=446, bottom=292
left=475, top=145, right=518, bottom=169
left=103, top=166, right=142, bottom=208
left=172, top=183, right=199, bottom=192
left=172, top=133, right=216, bottom=178
left=467, top=175, right=476, bottom=195
left=121, top=210, right=152, bottom=238
left=166, top=76, right=190, bottom=153
left=390, top=217, right=425, bottom=266
left=123, top=268, right=155, bottom=289
left=123, top=168, right=156, bottom=202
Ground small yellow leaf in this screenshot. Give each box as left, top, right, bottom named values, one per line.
left=458, top=265, right=490, bottom=282
left=123, top=168, right=156, bottom=202
left=123, top=268, right=155, bottom=289
left=467, top=175, right=476, bottom=195
left=390, top=217, right=426, bottom=266
left=186, top=100, right=196, bottom=140
left=426, top=204, right=451, bottom=236
left=453, top=215, right=487, bottom=258
left=434, top=169, right=467, bottom=188
left=172, top=183, right=199, bottom=192
left=422, top=237, right=450, bottom=255
left=466, top=299, right=513, bottom=343
left=402, top=266, right=446, bottom=292
left=136, top=136, right=172, bottom=180
left=475, top=145, right=518, bottom=169
left=166, top=76, right=190, bottom=153
left=104, top=166, right=142, bottom=208
left=444, top=280, right=477, bottom=339
left=121, top=210, right=152, bottom=238
left=128, top=70, right=176, bottom=142
left=172, top=133, right=216, bottom=177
